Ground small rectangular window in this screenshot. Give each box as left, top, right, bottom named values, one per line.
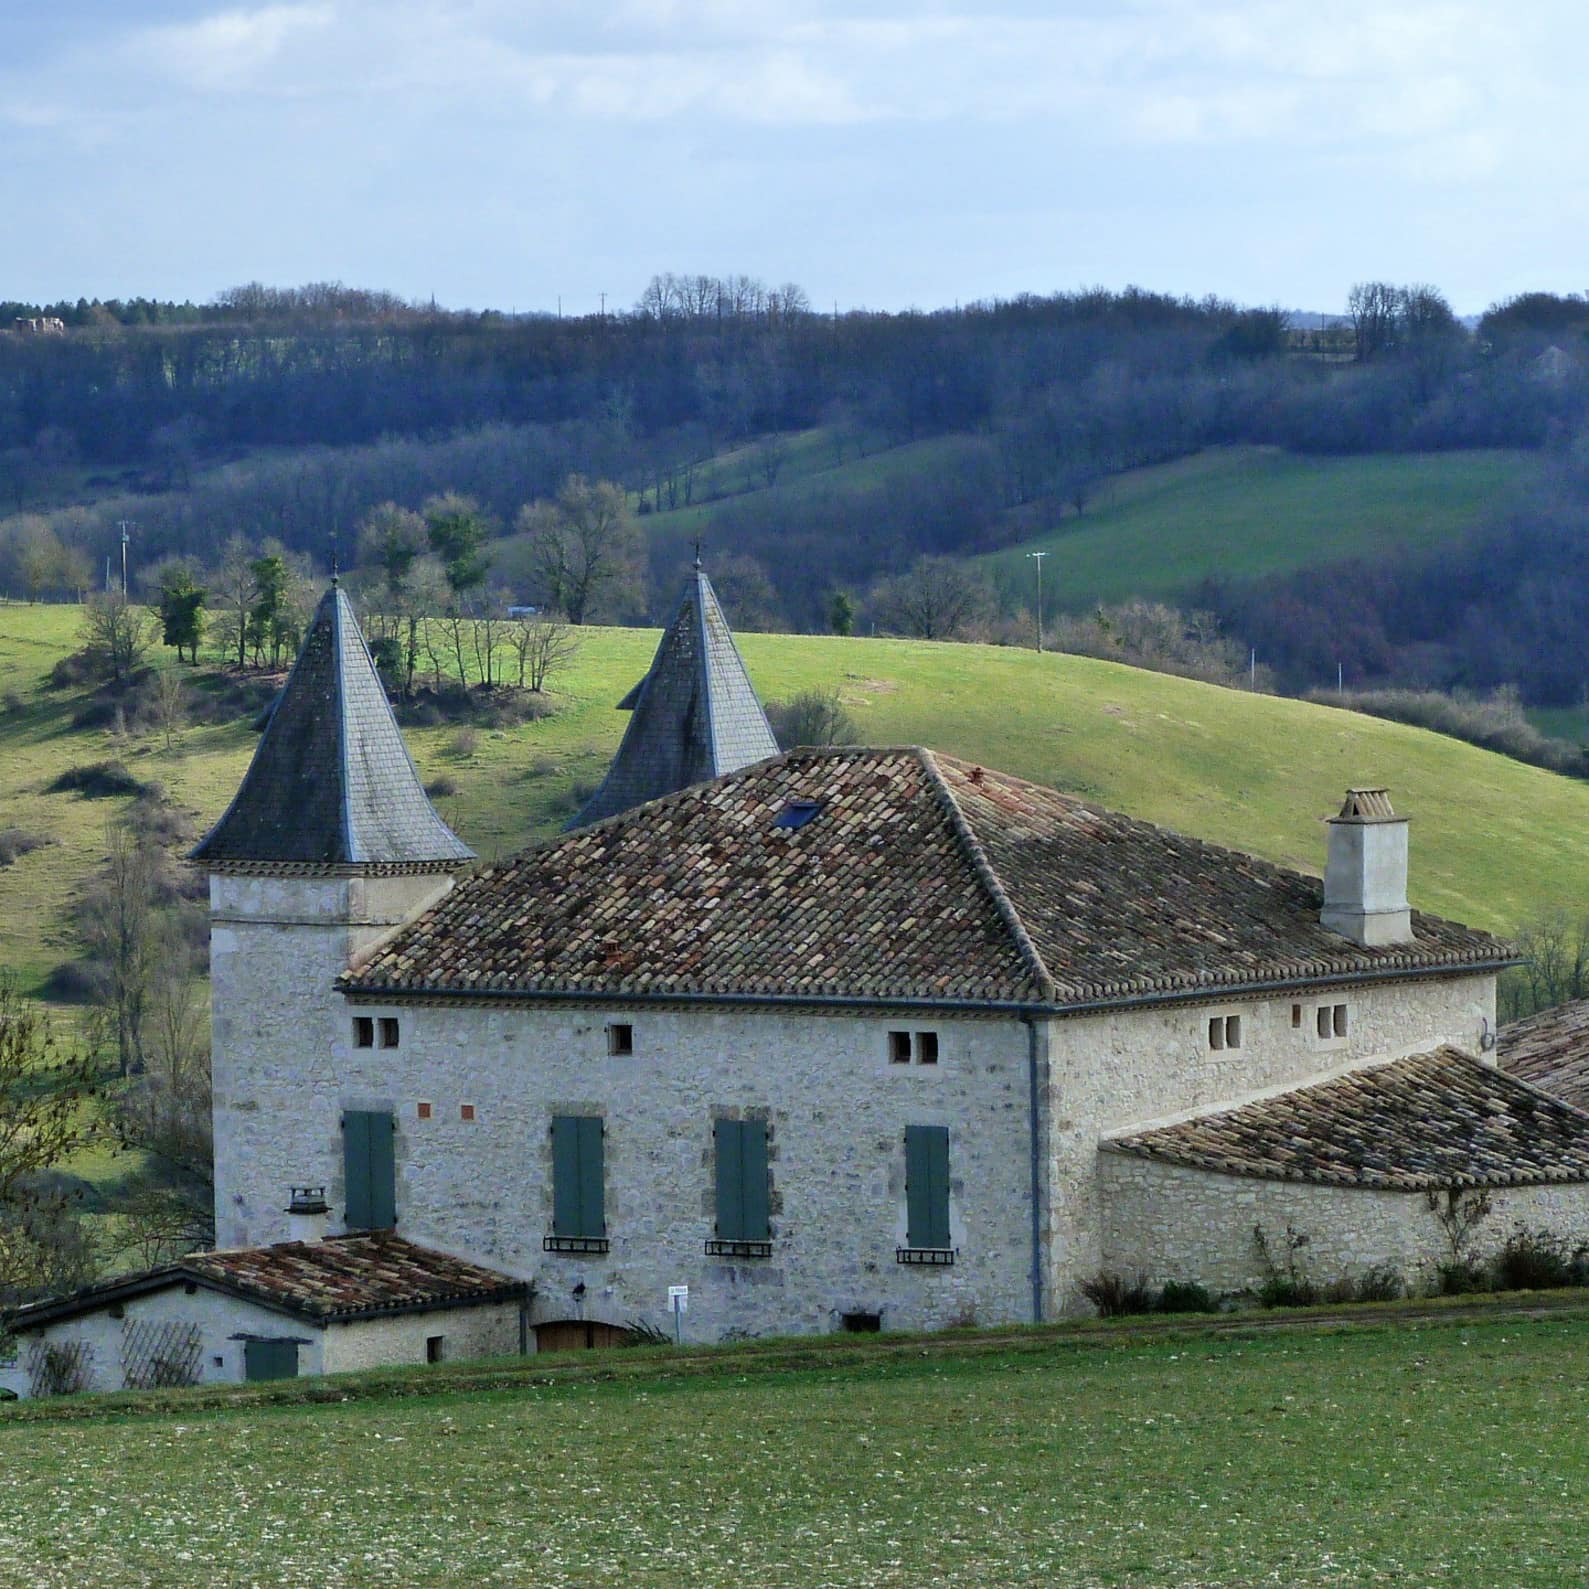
left=1208, top=1017, right=1225, bottom=1051
left=1317, top=1006, right=1332, bottom=1039
left=426, top=1335, right=444, bottom=1364
left=1209, top=1014, right=1241, bottom=1051
left=460, top=1103, right=476, bottom=1123
left=353, top=1016, right=374, bottom=1048
left=1225, top=1015, right=1241, bottom=1049
left=916, top=1031, right=939, bottom=1065
left=889, top=1030, right=912, bottom=1064
left=379, top=1017, right=400, bottom=1049
left=1333, top=1004, right=1349, bottom=1038
left=416, top=1101, right=432, bottom=1121
left=1292, top=1003, right=1303, bottom=1029
left=607, top=1023, right=634, bottom=1056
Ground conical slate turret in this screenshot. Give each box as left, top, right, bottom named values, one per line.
left=569, top=562, right=777, bottom=828
left=191, top=585, right=474, bottom=868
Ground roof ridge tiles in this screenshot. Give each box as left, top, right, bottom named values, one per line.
left=917, top=749, right=1057, bottom=1003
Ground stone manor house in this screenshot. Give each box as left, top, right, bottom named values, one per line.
left=11, top=567, right=1589, bottom=1394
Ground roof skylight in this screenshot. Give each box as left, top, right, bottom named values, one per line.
left=773, top=799, right=824, bottom=830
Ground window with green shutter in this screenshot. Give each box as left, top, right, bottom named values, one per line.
left=709, top=1118, right=771, bottom=1256
left=901, top=1124, right=953, bottom=1262
left=342, top=1109, right=397, bottom=1230
left=545, top=1115, right=608, bottom=1253
left=243, top=1338, right=299, bottom=1381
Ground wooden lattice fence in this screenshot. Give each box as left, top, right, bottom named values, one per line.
left=120, top=1319, right=203, bottom=1390
left=26, top=1338, right=92, bottom=1397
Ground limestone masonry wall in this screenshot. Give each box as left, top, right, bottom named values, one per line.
left=1042, top=973, right=1496, bottom=1307
left=1099, top=1155, right=1589, bottom=1294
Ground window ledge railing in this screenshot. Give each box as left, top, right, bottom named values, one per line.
left=543, top=1236, right=609, bottom=1255
left=705, top=1238, right=773, bottom=1259
left=896, top=1246, right=956, bottom=1266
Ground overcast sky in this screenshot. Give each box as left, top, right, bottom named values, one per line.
left=3, top=1, right=1584, bottom=316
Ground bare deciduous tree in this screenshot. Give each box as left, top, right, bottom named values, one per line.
left=514, top=475, right=641, bottom=625
left=508, top=611, right=579, bottom=692
left=870, top=556, right=993, bottom=641
left=79, top=591, right=156, bottom=684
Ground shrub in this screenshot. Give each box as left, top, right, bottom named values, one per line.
left=1492, top=1228, right=1582, bottom=1291
left=1080, top=1271, right=1157, bottom=1317
left=42, top=959, right=101, bottom=1004
left=45, top=761, right=149, bottom=799
left=765, top=689, right=861, bottom=750
left=447, top=727, right=478, bottom=760
left=1350, top=1265, right=1404, bottom=1303
left=1434, top=1259, right=1489, bottom=1296
left=1253, top=1223, right=1317, bottom=1308
left=1156, top=1279, right=1217, bottom=1314
left=1, top=689, right=26, bottom=716
left=0, top=828, right=52, bottom=868
left=425, top=774, right=460, bottom=799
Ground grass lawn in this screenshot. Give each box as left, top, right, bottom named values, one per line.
left=983, top=446, right=1534, bottom=610
left=3, top=1311, right=1588, bottom=1585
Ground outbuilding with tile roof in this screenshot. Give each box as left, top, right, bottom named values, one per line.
left=0, top=1233, right=526, bottom=1398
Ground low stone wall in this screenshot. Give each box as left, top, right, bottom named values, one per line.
left=1098, top=1152, right=1589, bottom=1296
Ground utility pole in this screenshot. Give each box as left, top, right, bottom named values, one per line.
left=1026, top=550, right=1047, bottom=653
left=599, top=291, right=606, bottom=320
left=116, top=520, right=135, bottom=595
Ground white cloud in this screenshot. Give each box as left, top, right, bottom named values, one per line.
left=128, top=3, right=334, bottom=92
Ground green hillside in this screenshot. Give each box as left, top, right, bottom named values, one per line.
left=6, top=600, right=1589, bottom=1007
left=982, top=445, right=1534, bottom=609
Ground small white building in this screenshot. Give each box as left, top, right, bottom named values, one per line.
left=1, top=1224, right=525, bottom=1398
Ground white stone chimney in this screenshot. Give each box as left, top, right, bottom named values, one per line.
left=1321, top=788, right=1413, bottom=947
left=286, top=1186, right=330, bottom=1244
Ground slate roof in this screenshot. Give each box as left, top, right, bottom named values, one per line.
left=1501, top=999, right=1589, bottom=1111
left=1102, top=1047, right=1589, bottom=1189
left=6, top=1234, right=527, bottom=1331
left=191, top=584, right=474, bottom=869
left=569, top=561, right=778, bottom=828
left=344, top=747, right=1508, bottom=1010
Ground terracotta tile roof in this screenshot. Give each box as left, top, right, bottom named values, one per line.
left=570, top=563, right=777, bottom=828
left=6, top=1234, right=526, bottom=1332
left=1501, top=1000, right=1589, bottom=1111
left=344, top=747, right=1509, bottom=1010
left=1103, top=1047, right=1589, bottom=1189
left=191, top=586, right=474, bottom=869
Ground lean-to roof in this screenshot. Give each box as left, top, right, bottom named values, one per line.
left=1102, top=1047, right=1589, bottom=1189
left=1500, top=999, right=1589, bottom=1112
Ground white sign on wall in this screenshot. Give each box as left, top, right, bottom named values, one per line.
left=668, top=1285, right=689, bottom=1312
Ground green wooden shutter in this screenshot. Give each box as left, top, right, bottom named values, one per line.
left=714, top=1120, right=769, bottom=1243
left=714, top=1119, right=743, bottom=1240
left=740, top=1121, right=769, bottom=1242
left=906, top=1125, right=951, bottom=1249
left=553, top=1116, right=605, bottom=1238
left=343, top=1110, right=396, bottom=1230
left=244, top=1339, right=298, bottom=1382
left=578, top=1117, right=605, bottom=1237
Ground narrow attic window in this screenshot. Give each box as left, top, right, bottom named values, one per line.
left=379, top=1018, right=400, bottom=1049
left=608, top=1023, right=634, bottom=1056
left=889, top=1031, right=913, bottom=1064
left=773, top=799, right=824, bottom=831
left=353, top=1017, right=374, bottom=1049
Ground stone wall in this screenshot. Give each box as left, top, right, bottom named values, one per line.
left=209, top=870, right=454, bottom=1249
left=1098, top=1154, right=1589, bottom=1295
left=224, top=997, right=1040, bottom=1343
left=1043, top=972, right=1496, bottom=1310
left=320, top=1302, right=521, bottom=1375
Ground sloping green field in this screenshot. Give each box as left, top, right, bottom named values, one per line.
left=3, top=600, right=1589, bottom=1007
left=983, top=446, right=1533, bottom=609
